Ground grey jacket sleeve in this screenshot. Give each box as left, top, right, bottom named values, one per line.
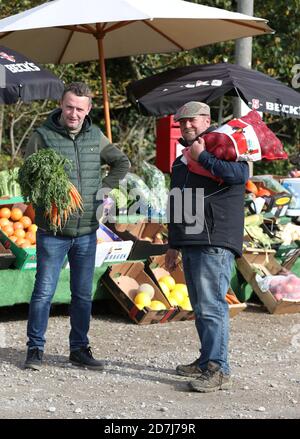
left=100, top=136, right=130, bottom=190
left=25, top=131, right=45, bottom=158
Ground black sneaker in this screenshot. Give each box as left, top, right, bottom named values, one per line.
left=24, top=347, right=43, bottom=371
left=69, top=346, right=104, bottom=371
left=176, top=359, right=204, bottom=377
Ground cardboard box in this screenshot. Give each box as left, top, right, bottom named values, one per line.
left=146, top=255, right=246, bottom=319
left=0, top=202, right=36, bottom=270
left=0, top=242, right=16, bottom=269
left=96, top=223, right=133, bottom=265
left=226, top=287, right=247, bottom=317
left=107, top=221, right=168, bottom=260
left=101, top=261, right=176, bottom=324
left=146, top=255, right=195, bottom=322
left=64, top=223, right=134, bottom=269
left=236, top=249, right=300, bottom=314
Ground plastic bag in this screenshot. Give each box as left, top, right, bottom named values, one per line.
left=140, top=161, right=168, bottom=213
left=256, top=273, right=300, bottom=300
left=119, top=172, right=151, bottom=207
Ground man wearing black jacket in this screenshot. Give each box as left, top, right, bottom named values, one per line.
left=165, top=101, right=249, bottom=392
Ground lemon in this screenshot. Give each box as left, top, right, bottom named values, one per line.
left=138, top=283, right=155, bottom=299
left=135, top=303, right=144, bottom=310
left=181, top=297, right=193, bottom=311
left=159, top=275, right=176, bottom=291
left=172, top=283, right=188, bottom=296
left=158, top=281, right=170, bottom=297
left=134, top=292, right=151, bottom=308
left=168, top=297, right=178, bottom=307
left=149, top=300, right=167, bottom=310
left=169, top=289, right=185, bottom=305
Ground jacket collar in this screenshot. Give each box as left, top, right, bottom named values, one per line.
left=178, top=125, right=216, bottom=147
left=44, top=108, right=92, bottom=136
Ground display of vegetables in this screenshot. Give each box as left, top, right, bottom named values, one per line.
left=0, top=168, right=22, bottom=197
left=18, top=149, right=83, bottom=233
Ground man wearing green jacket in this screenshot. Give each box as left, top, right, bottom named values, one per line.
left=24, top=82, right=130, bottom=371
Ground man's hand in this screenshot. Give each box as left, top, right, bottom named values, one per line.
left=165, top=248, right=180, bottom=272
left=189, top=136, right=206, bottom=161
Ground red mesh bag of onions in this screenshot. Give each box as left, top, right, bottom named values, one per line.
left=182, top=110, right=288, bottom=180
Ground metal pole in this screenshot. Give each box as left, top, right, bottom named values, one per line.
left=234, top=0, right=254, bottom=176
left=234, top=0, right=253, bottom=118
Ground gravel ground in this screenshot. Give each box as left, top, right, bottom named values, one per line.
left=0, top=302, right=299, bottom=420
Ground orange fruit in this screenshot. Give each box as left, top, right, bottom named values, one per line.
left=27, top=224, right=38, bottom=233
left=10, top=207, right=23, bottom=221
left=0, top=217, right=10, bottom=228
left=2, top=224, right=14, bottom=237
left=13, top=228, right=26, bottom=239
left=0, top=207, right=11, bottom=219
left=20, top=239, right=31, bottom=248
left=25, top=231, right=36, bottom=244
left=10, top=235, right=18, bottom=243
left=19, top=216, right=32, bottom=229
left=13, top=221, right=24, bottom=230
left=15, top=237, right=26, bottom=246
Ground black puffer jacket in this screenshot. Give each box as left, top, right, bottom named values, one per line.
left=167, top=156, right=247, bottom=257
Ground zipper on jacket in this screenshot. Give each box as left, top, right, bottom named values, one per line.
left=73, top=138, right=82, bottom=234
left=204, top=216, right=212, bottom=245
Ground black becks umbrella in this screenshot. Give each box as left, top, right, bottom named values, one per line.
left=0, top=45, right=64, bottom=104
left=127, top=62, right=300, bottom=119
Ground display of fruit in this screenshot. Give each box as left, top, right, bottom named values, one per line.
left=158, top=275, right=192, bottom=310
left=181, top=296, right=193, bottom=311
left=0, top=206, right=37, bottom=248
left=134, top=292, right=151, bottom=309
left=158, top=275, right=176, bottom=291
left=137, top=283, right=155, bottom=299
left=133, top=281, right=169, bottom=311
left=149, top=300, right=167, bottom=310
left=158, top=281, right=170, bottom=297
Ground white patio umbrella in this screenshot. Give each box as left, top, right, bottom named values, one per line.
left=0, top=0, right=272, bottom=141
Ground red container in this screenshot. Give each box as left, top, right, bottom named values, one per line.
left=156, top=115, right=183, bottom=173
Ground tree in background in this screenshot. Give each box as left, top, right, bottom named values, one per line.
left=0, top=0, right=299, bottom=175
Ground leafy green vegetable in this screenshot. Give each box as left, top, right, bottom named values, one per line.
left=0, top=168, right=22, bottom=197
left=18, top=149, right=81, bottom=232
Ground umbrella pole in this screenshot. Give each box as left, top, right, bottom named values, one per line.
left=218, top=96, right=224, bottom=126
left=97, top=35, right=112, bottom=142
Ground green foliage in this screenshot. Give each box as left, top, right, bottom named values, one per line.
left=0, top=167, right=22, bottom=197
left=18, top=149, right=73, bottom=231
left=0, top=0, right=299, bottom=177
left=0, top=153, right=23, bottom=171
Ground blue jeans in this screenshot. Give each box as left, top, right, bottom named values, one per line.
left=181, top=246, right=235, bottom=375
left=27, top=230, right=97, bottom=351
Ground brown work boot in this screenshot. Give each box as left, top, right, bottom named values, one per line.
left=188, top=361, right=231, bottom=393
left=176, top=359, right=203, bottom=377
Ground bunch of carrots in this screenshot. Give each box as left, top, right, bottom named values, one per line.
left=225, top=291, right=241, bottom=305
left=45, top=182, right=83, bottom=231
left=18, top=149, right=83, bottom=233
